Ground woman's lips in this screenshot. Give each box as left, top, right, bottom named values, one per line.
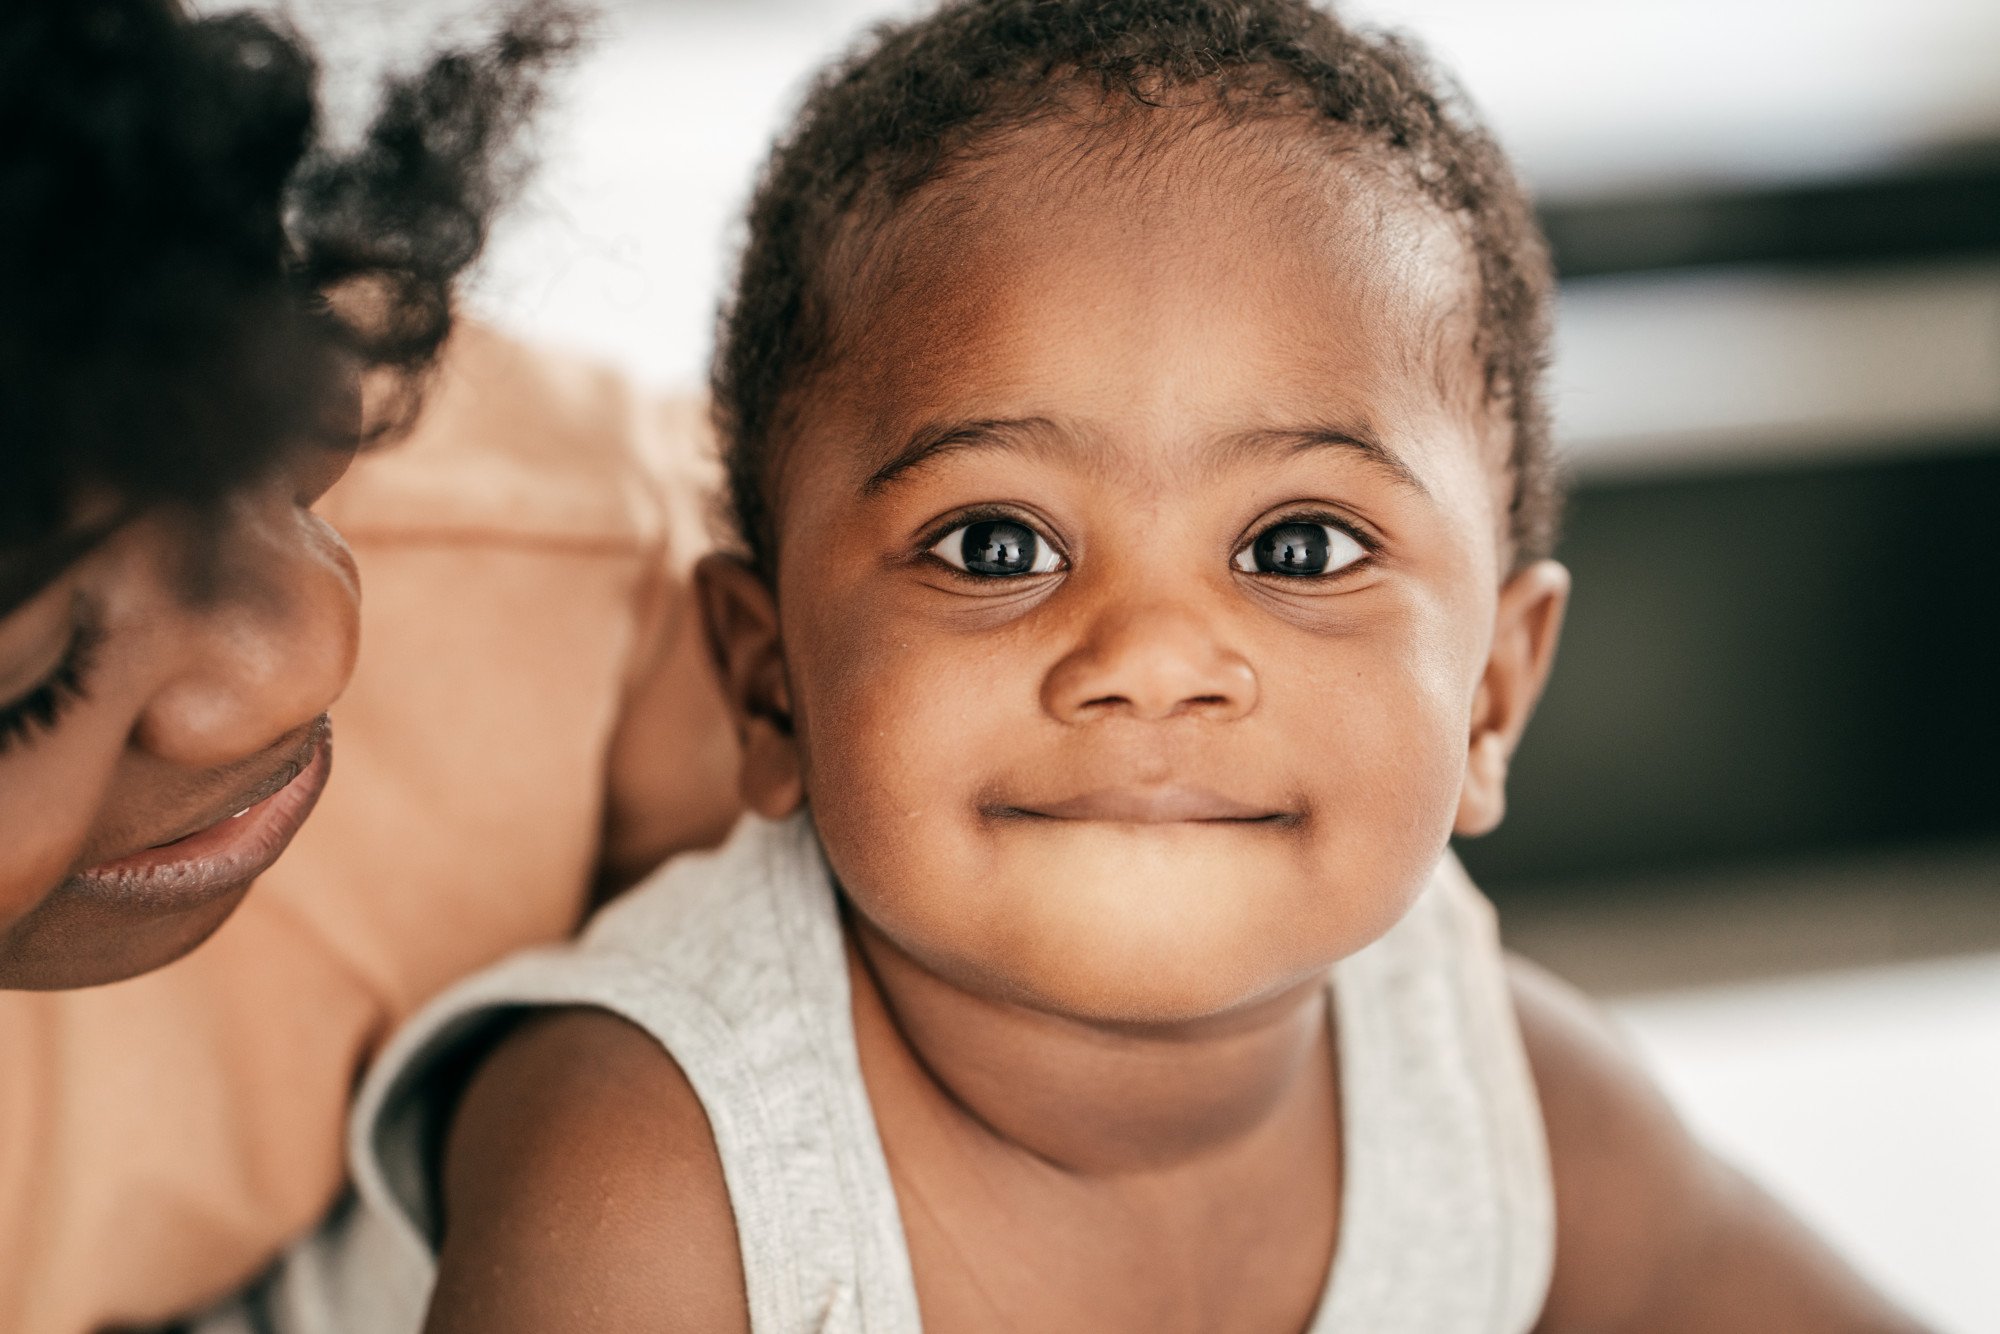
left=64, top=724, right=334, bottom=909
left=989, top=784, right=1294, bottom=825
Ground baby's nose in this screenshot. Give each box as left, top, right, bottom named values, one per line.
left=1041, top=598, right=1258, bottom=723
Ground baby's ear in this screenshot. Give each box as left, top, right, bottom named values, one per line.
left=1455, top=559, right=1569, bottom=838
left=695, top=553, right=804, bottom=819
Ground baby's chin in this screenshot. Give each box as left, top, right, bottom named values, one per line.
left=837, top=819, right=1422, bottom=1027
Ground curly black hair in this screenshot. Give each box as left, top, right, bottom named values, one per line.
left=0, top=0, right=584, bottom=555
left=714, top=0, right=1560, bottom=577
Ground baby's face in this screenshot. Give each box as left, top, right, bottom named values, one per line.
left=709, top=125, right=1562, bottom=1024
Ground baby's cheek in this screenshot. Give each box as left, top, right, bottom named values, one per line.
left=795, top=612, right=986, bottom=838
left=1283, top=617, right=1471, bottom=856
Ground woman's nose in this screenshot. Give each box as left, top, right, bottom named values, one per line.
left=1041, top=595, right=1259, bottom=724
left=135, top=500, right=360, bottom=770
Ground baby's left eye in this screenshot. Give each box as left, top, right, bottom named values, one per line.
left=1232, top=521, right=1367, bottom=578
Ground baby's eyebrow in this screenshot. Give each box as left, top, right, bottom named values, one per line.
left=861, top=416, right=1065, bottom=494
left=859, top=416, right=1428, bottom=497
left=1216, top=425, right=1429, bottom=496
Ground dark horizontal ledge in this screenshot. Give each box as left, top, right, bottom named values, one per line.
left=1539, top=142, right=2000, bottom=280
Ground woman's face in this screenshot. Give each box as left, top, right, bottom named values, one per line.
left=0, top=448, right=359, bottom=989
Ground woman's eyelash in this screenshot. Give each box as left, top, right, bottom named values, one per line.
left=0, top=614, right=104, bottom=757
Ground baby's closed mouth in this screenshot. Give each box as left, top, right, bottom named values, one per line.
left=984, top=785, right=1300, bottom=826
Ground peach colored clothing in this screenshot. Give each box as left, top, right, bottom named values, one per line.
left=0, top=327, right=739, bottom=1334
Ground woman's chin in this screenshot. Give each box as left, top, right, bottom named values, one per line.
left=0, top=884, right=254, bottom=990
left=0, top=730, right=331, bottom=989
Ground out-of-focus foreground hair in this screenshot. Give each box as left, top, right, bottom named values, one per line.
left=713, top=0, right=1560, bottom=578
left=0, top=0, right=585, bottom=552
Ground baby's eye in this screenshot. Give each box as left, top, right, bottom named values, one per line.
left=930, top=518, right=1063, bottom=577
left=1232, top=521, right=1367, bottom=578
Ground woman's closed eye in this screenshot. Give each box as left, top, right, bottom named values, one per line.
left=1232, top=520, right=1369, bottom=579
left=0, top=612, right=103, bottom=757
left=929, top=517, right=1064, bottom=578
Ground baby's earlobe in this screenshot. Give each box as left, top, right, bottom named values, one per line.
left=739, top=717, right=805, bottom=818
left=1456, top=559, right=1570, bottom=839
left=1453, top=732, right=1509, bottom=837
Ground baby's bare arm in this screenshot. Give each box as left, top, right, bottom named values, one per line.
left=423, top=1008, right=750, bottom=1334
left=425, top=959, right=1930, bottom=1332
left=1513, top=957, right=1928, bottom=1333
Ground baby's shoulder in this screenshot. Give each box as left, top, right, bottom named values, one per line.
left=426, top=1007, right=750, bottom=1334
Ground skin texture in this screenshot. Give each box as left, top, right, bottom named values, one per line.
left=0, top=447, right=361, bottom=989
left=427, top=120, right=1925, bottom=1333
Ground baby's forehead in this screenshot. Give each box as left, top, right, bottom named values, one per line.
left=812, top=115, right=1502, bottom=480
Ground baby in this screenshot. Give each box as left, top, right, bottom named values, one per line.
left=264, top=2, right=1924, bottom=1331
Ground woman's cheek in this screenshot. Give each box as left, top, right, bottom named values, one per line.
left=0, top=749, right=109, bottom=930
left=0, top=842, right=75, bottom=932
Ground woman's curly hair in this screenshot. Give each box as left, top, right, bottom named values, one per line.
left=714, top=0, right=1560, bottom=576
left=0, top=0, right=583, bottom=552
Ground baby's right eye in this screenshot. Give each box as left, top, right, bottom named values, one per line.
left=929, top=518, right=1063, bottom=578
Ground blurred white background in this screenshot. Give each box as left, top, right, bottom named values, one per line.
left=280, top=2, right=2000, bottom=1328
left=298, top=0, right=2000, bottom=436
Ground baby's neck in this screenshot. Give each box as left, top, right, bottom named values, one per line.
left=845, top=912, right=1336, bottom=1178
left=845, top=911, right=1343, bottom=1331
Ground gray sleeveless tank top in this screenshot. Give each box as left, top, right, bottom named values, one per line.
left=214, top=813, right=1554, bottom=1334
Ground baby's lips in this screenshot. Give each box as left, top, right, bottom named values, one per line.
left=992, top=784, right=1288, bottom=824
